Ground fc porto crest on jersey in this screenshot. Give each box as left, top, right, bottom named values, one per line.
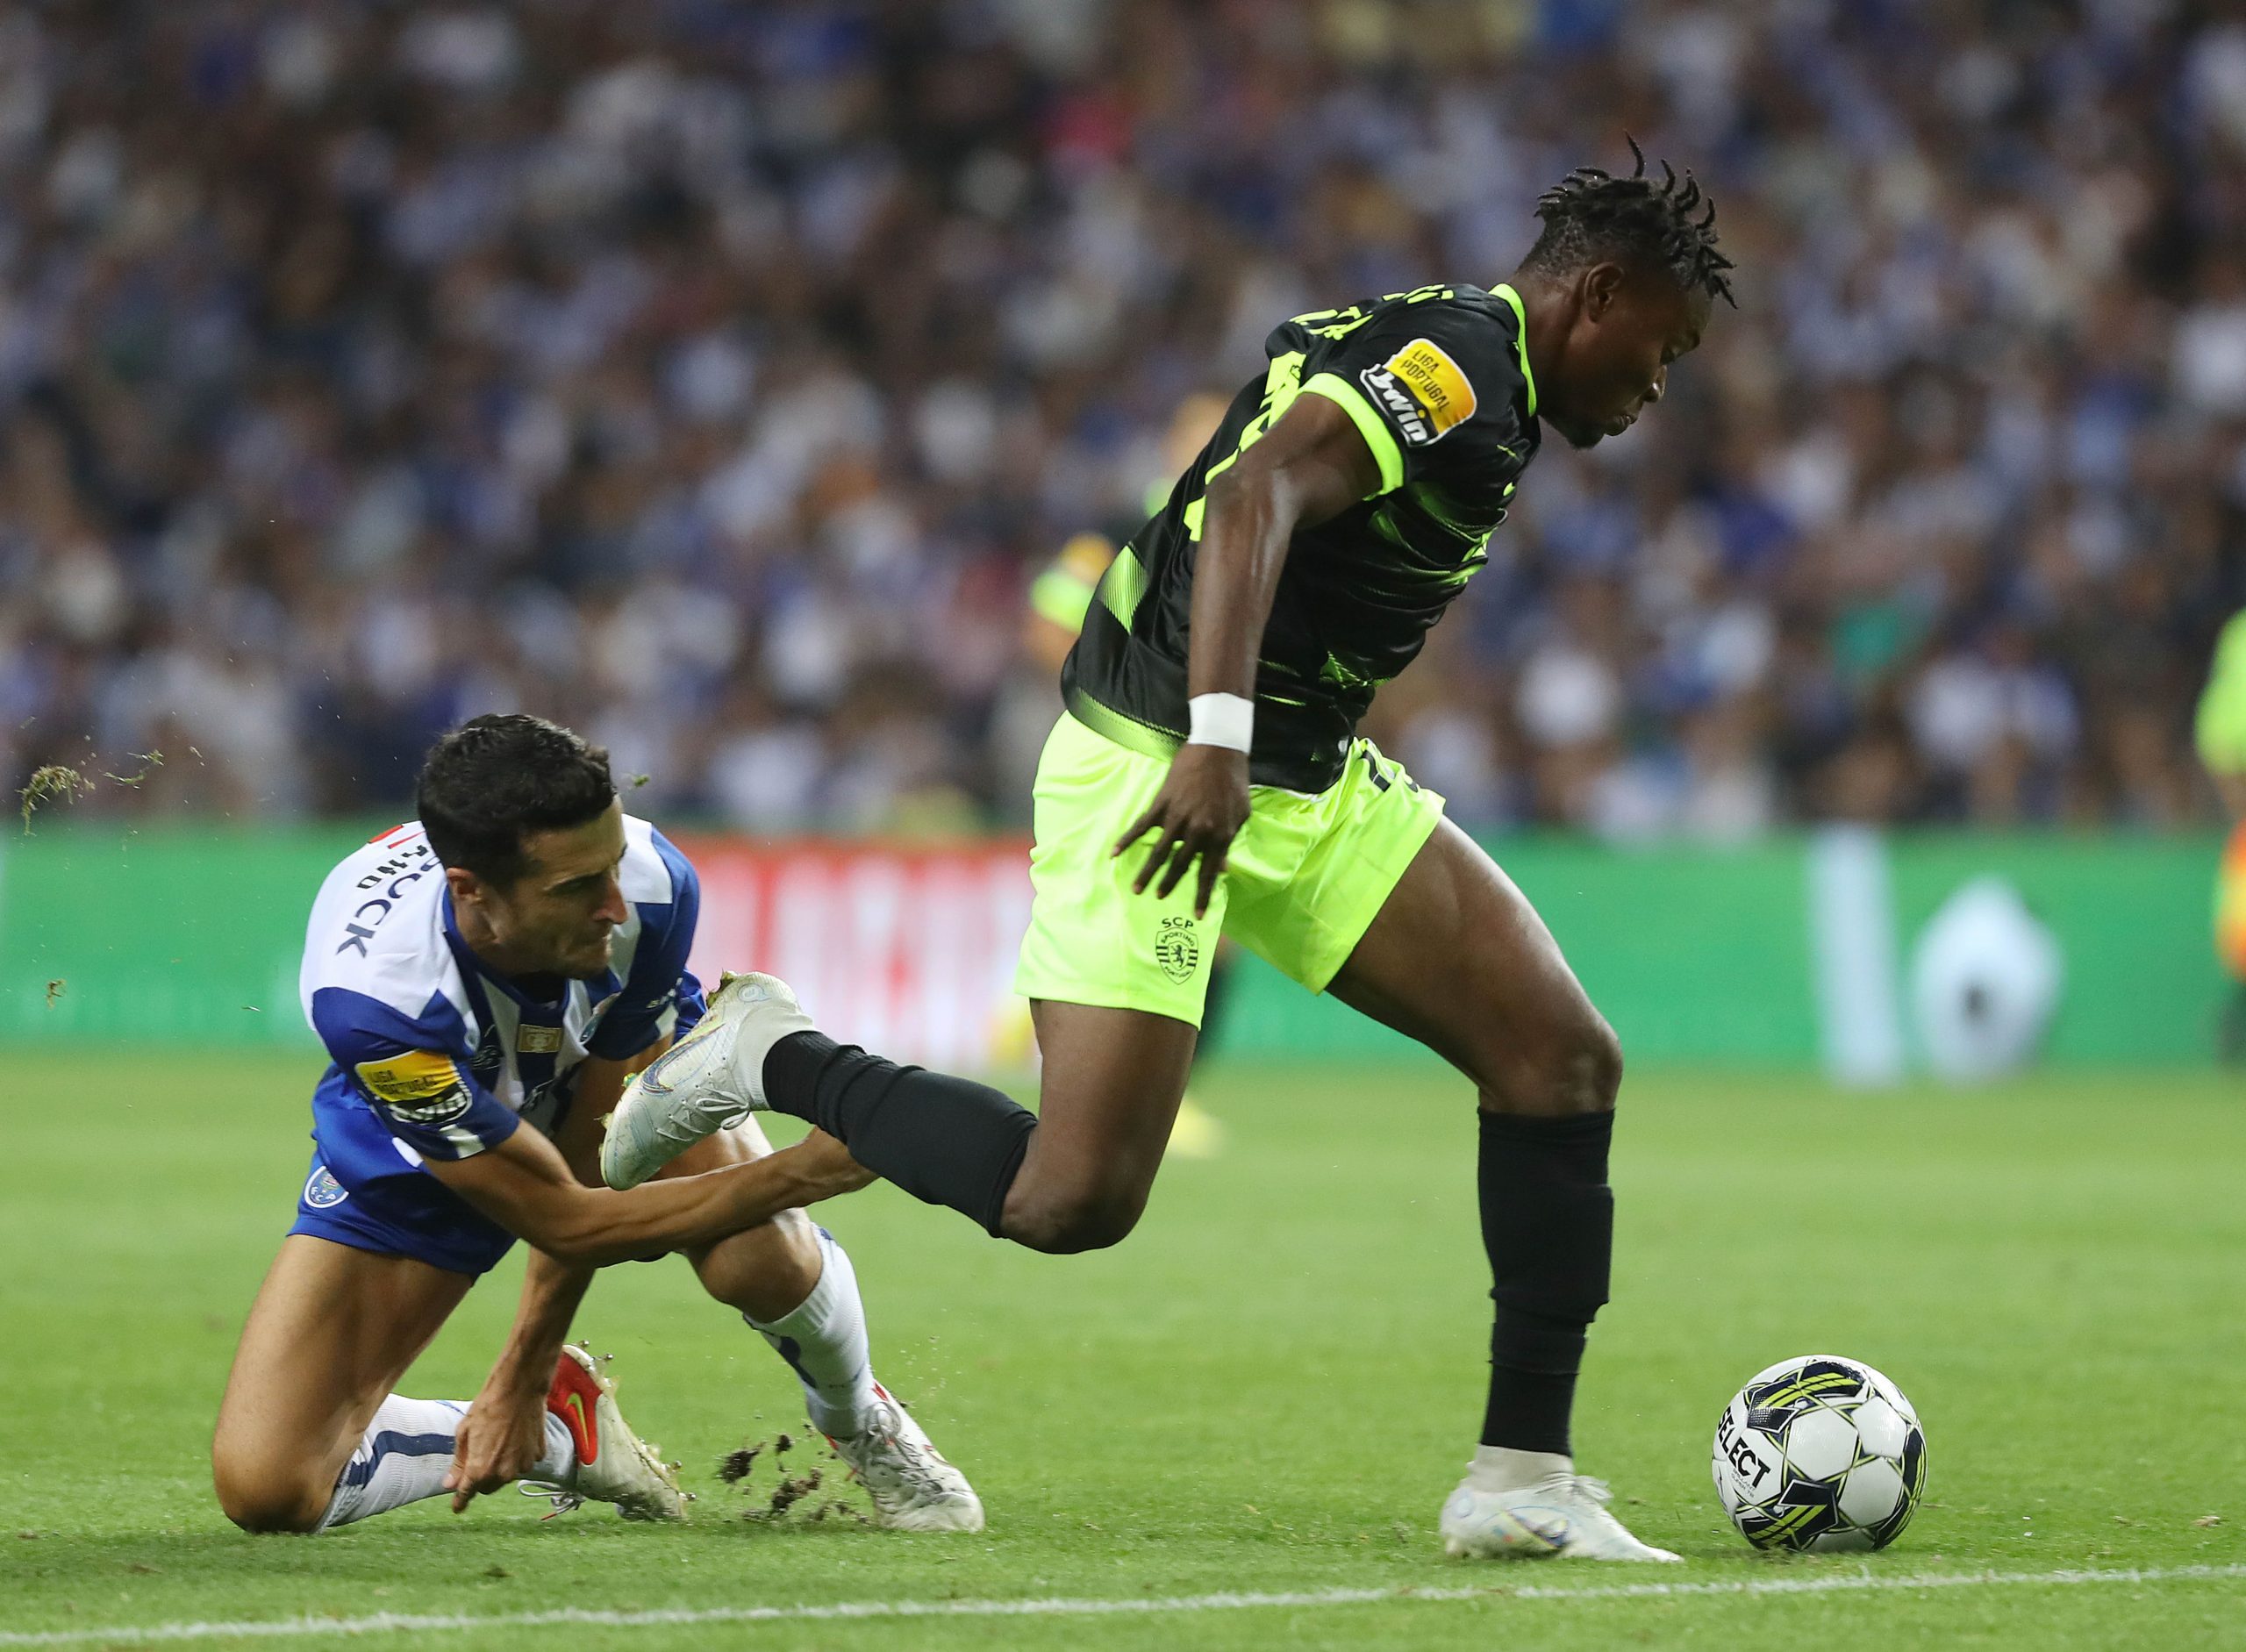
left=302, top=1166, right=349, bottom=1209
left=1155, top=914, right=1201, bottom=983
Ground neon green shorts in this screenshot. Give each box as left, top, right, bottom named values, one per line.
left=1012, top=712, right=1447, bottom=1025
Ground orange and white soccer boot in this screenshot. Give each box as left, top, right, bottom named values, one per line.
left=524, top=1344, right=687, bottom=1521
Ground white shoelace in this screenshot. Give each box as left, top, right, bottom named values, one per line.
left=517, top=1481, right=583, bottom=1518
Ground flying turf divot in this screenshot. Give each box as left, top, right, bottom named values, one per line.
left=3, top=1563, right=2243, bottom=1647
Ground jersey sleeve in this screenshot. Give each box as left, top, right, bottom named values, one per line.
left=588, top=830, right=704, bottom=1061
left=307, top=985, right=520, bottom=1162
left=1299, top=298, right=1530, bottom=497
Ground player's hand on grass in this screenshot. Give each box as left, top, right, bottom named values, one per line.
left=446, top=1372, right=552, bottom=1512
left=1112, top=743, right=1250, bottom=918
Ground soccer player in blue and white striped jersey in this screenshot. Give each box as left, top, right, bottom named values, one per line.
left=212, top=715, right=978, bottom=1534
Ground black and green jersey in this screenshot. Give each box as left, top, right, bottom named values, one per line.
left=1062, top=282, right=1541, bottom=792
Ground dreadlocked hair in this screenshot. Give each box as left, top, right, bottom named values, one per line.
left=1525, top=136, right=1736, bottom=307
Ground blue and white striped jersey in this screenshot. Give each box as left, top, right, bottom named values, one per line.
left=297, top=814, right=705, bottom=1166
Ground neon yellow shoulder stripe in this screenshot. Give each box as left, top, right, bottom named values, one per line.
left=1301, top=373, right=1404, bottom=497
left=1492, top=282, right=1537, bottom=418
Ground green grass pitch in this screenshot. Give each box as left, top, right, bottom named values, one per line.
left=4, top=1049, right=2242, bottom=1649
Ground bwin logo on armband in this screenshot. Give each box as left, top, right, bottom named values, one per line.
left=1360, top=337, right=1477, bottom=447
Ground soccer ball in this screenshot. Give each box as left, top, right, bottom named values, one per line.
left=1711, top=1354, right=1928, bottom=1552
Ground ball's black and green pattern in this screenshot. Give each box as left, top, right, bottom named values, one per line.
left=1711, top=1354, right=1928, bottom=1552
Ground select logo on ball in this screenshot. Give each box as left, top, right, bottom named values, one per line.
left=1711, top=1354, right=1927, bottom=1553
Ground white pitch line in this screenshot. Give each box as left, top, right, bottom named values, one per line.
left=2, top=1563, right=2242, bottom=1646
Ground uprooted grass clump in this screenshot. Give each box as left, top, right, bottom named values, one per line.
left=18, top=764, right=94, bottom=831
left=18, top=751, right=164, bottom=831
left=717, top=1429, right=871, bottom=1527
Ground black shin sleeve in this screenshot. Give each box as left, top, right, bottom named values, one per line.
left=1477, top=1109, right=1615, bottom=1455
left=763, top=1033, right=1037, bottom=1237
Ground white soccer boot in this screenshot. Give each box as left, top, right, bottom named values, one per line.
left=1441, top=1470, right=1679, bottom=1561
left=524, top=1345, right=687, bottom=1521
left=602, top=971, right=813, bottom=1190
left=826, top=1384, right=984, bottom=1533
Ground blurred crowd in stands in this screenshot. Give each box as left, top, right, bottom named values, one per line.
left=5, top=0, right=2246, bottom=837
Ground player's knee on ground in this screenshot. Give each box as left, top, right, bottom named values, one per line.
left=1002, top=1169, right=1147, bottom=1255
left=1477, top=1006, right=1624, bottom=1118
left=211, top=1449, right=331, bottom=1534
left=689, top=1207, right=822, bottom=1320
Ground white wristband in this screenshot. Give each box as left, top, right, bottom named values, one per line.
left=1187, top=692, right=1255, bottom=754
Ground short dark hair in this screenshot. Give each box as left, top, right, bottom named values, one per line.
left=1524, top=137, right=1736, bottom=308
left=417, top=714, right=616, bottom=887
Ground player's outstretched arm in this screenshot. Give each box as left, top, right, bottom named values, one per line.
left=448, top=1047, right=656, bottom=1507
left=1114, top=393, right=1384, bottom=915
left=426, top=1112, right=871, bottom=1267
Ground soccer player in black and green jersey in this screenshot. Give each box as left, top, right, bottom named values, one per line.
left=605, top=147, right=1734, bottom=1561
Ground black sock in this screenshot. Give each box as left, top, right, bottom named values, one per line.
left=763, top=1033, right=1037, bottom=1237
left=1477, top=1109, right=1614, bottom=1456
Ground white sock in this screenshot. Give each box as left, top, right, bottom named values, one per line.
left=315, top=1396, right=576, bottom=1531
left=1466, top=1444, right=1572, bottom=1493
left=532, top=1409, right=576, bottom=1483
left=744, top=1227, right=878, bottom=1438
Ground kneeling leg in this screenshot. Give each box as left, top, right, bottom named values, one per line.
left=212, top=1236, right=551, bottom=1532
